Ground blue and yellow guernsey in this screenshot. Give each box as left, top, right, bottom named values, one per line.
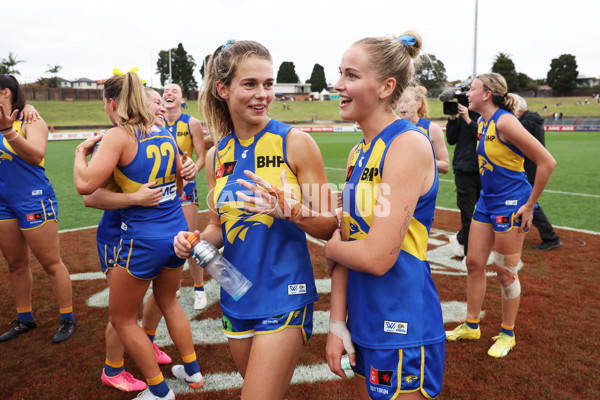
left=113, top=125, right=186, bottom=239
left=96, top=179, right=122, bottom=244
left=0, top=120, right=55, bottom=205
left=476, top=108, right=532, bottom=212
left=213, top=119, right=318, bottom=319
left=165, top=113, right=193, bottom=157
left=342, top=119, right=445, bottom=349
left=415, top=117, right=431, bottom=137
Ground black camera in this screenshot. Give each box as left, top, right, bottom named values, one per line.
left=440, top=86, right=470, bottom=115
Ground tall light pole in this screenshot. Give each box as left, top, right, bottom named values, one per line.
left=473, top=0, right=478, bottom=80
left=168, top=48, right=172, bottom=84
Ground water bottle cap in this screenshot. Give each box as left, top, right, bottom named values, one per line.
left=186, top=233, right=200, bottom=247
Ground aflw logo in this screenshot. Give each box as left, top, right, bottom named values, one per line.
left=288, top=284, right=307, bottom=295
left=383, top=320, right=408, bottom=335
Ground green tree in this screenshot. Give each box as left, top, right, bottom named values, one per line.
left=198, top=54, right=211, bottom=80
left=546, top=54, right=578, bottom=96
left=414, top=53, right=447, bottom=96
left=491, top=52, right=518, bottom=92
left=1, top=52, right=24, bottom=75
left=307, top=64, right=327, bottom=92
left=516, top=72, right=537, bottom=92
left=156, top=43, right=198, bottom=92
left=46, top=64, right=63, bottom=88
left=276, top=62, right=299, bottom=84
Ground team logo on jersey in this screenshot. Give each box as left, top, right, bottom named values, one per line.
left=383, top=320, right=408, bottom=335
left=479, top=158, right=494, bottom=176
left=404, top=375, right=418, bottom=384
left=242, top=149, right=249, bottom=159
left=287, top=283, right=307, bottom=295
left=358, top=156, right=364, bottom=168
left=343, top=213, right=368, bottom=240
left=370, top=366, right=393, bottom=387
left=26, top=213, right=43, bottom=222
left=216, top=161, right=237, bottom=179
left=218, top=201, right=274, bottom=244
left=0, top=150, right=13, bottom=165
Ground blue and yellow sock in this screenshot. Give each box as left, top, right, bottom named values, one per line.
left=104, top=358, right=125, bottom=377
left=194, top=283, right=205, bottom=293
left=465, top=317, right=480, bottom=330
left=500, top=324, right=514, bottom=337
left=17, top=306, right=35, bottom=322
left=144, top=327, right=156, bottom=343
left=147, top=373, right=170, bottom=397
left=182, top=352, right=200, bottom=376
left=59, top=307, right=74, bottom=323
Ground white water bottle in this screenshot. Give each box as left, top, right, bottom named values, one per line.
left=186, top=233, right=252, bottom=301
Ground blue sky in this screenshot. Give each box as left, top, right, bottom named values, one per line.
left=4, top=0, right=598, bottom=88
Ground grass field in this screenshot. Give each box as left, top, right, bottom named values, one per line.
left=30, top=96, right=600, bottom=128
left=46, top=130, right=600, bottom=233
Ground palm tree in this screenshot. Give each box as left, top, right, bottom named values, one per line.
left=46, top=64, right=63, bottom=88
left=1, top=52, right=25, bottom=75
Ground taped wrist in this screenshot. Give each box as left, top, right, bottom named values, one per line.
left=264, top=185, right=303, bottom=221
left=329, top=320, right=355, bottom=355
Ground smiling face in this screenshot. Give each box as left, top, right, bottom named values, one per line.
left=162, top=83, right=184, bottom=110
left=334, top=44, right=386, bottom=124
left=466, top=78, right=488, bottom=113
left=147, top=90, right=166, bottom=126
left=216, top=55, right=274, bottom=132
left=397, top=89, right=421, bottom=121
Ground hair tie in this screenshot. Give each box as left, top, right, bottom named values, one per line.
left=181, top=102, right=188, bottom=110
left=112, top=66, right=146, bottom=84
left=222, top=39, right=235, bottom=51
left=397, top=35, right=416, bottom=46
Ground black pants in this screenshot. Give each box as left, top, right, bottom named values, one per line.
left=532, top=204, right=560, bottom=242
left=454, top=171, right=482, bottom=255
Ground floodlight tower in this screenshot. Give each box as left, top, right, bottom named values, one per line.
left=473, top=0, right=478, bottom=79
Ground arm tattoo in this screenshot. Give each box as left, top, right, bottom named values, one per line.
left=389, top=206, right=412, bottom=256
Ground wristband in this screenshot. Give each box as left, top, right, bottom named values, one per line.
left=329, top=320, right=355, bottom=355
left=1, top=128, right=16, bottom=136
left=6, top=131, right=19, bottom=141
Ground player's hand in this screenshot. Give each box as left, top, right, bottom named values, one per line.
left=180, top=152, right=198, bottom=181
left=514, top=203, right=534, bottom=233
left=173, top=230, right=200, bottom=259
left=76, top=134, right=103, bottom=157
left=20, top=104, right=40, bottom=124
left=133, top=182, right=162, bottom=207
left=326, top=321, right=356, bottom=379
left=0, top=105, right=19, bottom=131
left=325, top=229, right=343, bottom=276
left=236, top=169, right=304, bottom=221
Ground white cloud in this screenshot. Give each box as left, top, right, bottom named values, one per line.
left=3, top=0, right=599, bottom=87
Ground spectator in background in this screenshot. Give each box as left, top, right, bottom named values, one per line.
left=514, top=95, right=562, bottom=251
left=445, top=103, right=481, bottom=258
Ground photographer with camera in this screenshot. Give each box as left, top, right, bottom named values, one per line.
left=441, top=87, right=481, bottom=258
